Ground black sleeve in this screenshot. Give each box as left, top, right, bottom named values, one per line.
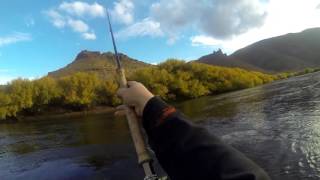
left=142, top=97, right=270, bottom=180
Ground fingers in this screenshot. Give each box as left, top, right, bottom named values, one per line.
left=114, top=110, right=126, bottom=116
left=116, top=88, right=132, bottom=105
left=114, top=110, right=125, bottom=116
left=116, top=104, right=129, bottom=111
left=116, top=81, right=144, bottom=107
left=116, top=81, right=137, bottom=98
left=117, top=81, right=141, bottom=104
left=116, top=88, right=127, bottom=98
left=127, top=81, right=138, bottom=87
left=114, top=105, right=129, bottom=117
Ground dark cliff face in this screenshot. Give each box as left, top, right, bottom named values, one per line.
left=48, top=50, right=150, bottom=78
left=199, top=49, right=230, bottom=63
left=197, top=27, right=320, bottom=73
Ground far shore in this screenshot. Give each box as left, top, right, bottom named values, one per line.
left=3, top=70, right=320, bottom=124
left=1, top=106, right=116, bottom=123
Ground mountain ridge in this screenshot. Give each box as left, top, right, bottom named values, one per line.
left=49, top=28, right=320, bottom=77
left=198, top=27, right=320, bottom=73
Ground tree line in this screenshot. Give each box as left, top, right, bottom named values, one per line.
left=276, top=67, right=320, bottom=79
left=0, top=60, right=277, bottom=120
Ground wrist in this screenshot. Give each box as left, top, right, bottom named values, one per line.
left=140, top=94, right=154, bottom=114
left=142, top=96, right=174, bottom=132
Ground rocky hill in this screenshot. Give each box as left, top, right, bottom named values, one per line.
left=48, top=50, right=150, bottom=78
left=198, top=28, right=320, bottom=73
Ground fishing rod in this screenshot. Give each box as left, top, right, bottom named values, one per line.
left=106, top=9, right=159, bottom=180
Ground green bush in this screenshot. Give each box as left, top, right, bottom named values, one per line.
left=133, top=60, right=276, bottom=100
left=0, top=60, right=278, bottom=120
left=58, top=72, right=99, bottom=109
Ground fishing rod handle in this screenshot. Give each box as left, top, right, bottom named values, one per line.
left=117, top=68, right=153, bottom=165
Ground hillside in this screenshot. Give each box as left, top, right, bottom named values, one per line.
left=48, top=50, right=150, bottom=78
left=197, top=49, right=265, bottom=72
left=198, top=28, right=320, bottom=73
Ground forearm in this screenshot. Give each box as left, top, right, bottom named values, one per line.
left=143, top=97, right=270, bottom=180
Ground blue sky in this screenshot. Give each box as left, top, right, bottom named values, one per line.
left=1, top=0, right=320, bottom=84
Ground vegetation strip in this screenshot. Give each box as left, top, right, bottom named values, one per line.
left=2, top=59, right=318, bottom=121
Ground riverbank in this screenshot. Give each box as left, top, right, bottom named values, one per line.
left=0, top=106, right=115, bottom=123
left=2, top=69, right=320, bottom=124
left=0, top=60, right=277, bottom=121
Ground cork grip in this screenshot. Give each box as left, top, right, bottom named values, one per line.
left=117, top=68, right=152, bottom=165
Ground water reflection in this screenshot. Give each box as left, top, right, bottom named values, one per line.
left=0, top=113, right=143, bottom=180
left=175, top=93, right=240, bottom=122
left=0, top=113, right=131, bottom=156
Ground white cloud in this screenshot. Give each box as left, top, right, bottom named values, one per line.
left=150, top=0, right=267, bottom=40
left=191, top=35, right=222, bottom=47
left=111, top=0, right=134, bottom=25
left=67, top=18, right=89, bottom=33
left=44, top=2, right=105, bottom=41
left=82, top=32, right=96, bottom=40
left=59, top=1, right=105, bottom=17
left=114, top=0, right=267, bottom=44
left=0, top=33, right=32, bottom=47
left=116, top=18, right=163, bottom=38
left=45, top=9, right=66, bottom=28
left=190, top=0, right=320, bottom=54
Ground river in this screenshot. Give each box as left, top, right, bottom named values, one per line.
left=1, top=72, right=320, bottom=180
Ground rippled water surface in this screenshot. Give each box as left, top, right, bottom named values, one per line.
left=1, top=72, right=320, bottom=180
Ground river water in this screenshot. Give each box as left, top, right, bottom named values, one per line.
left=1, top=72, right=320, bottom=180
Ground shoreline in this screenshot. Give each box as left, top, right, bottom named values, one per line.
left=3, top=71, right=319, bottom=123
left=1, top=106, right=116, bottom=123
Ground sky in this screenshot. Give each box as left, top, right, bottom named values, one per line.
left=1, top=0, right=320, bottom=84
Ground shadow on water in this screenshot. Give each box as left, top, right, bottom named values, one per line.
left=0, top=111, right=166, bottom=180
left=0, top=113, right=131, bottom=152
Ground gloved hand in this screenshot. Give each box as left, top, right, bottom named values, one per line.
left=115, top=81, right=154, bottom=117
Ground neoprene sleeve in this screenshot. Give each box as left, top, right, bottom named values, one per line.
left=142, top=96, right=270, bottom=180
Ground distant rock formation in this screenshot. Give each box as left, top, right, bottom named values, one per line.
left=48, top=50, right=150, bottom=78
left=198, top=27, right=320, bottom=73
